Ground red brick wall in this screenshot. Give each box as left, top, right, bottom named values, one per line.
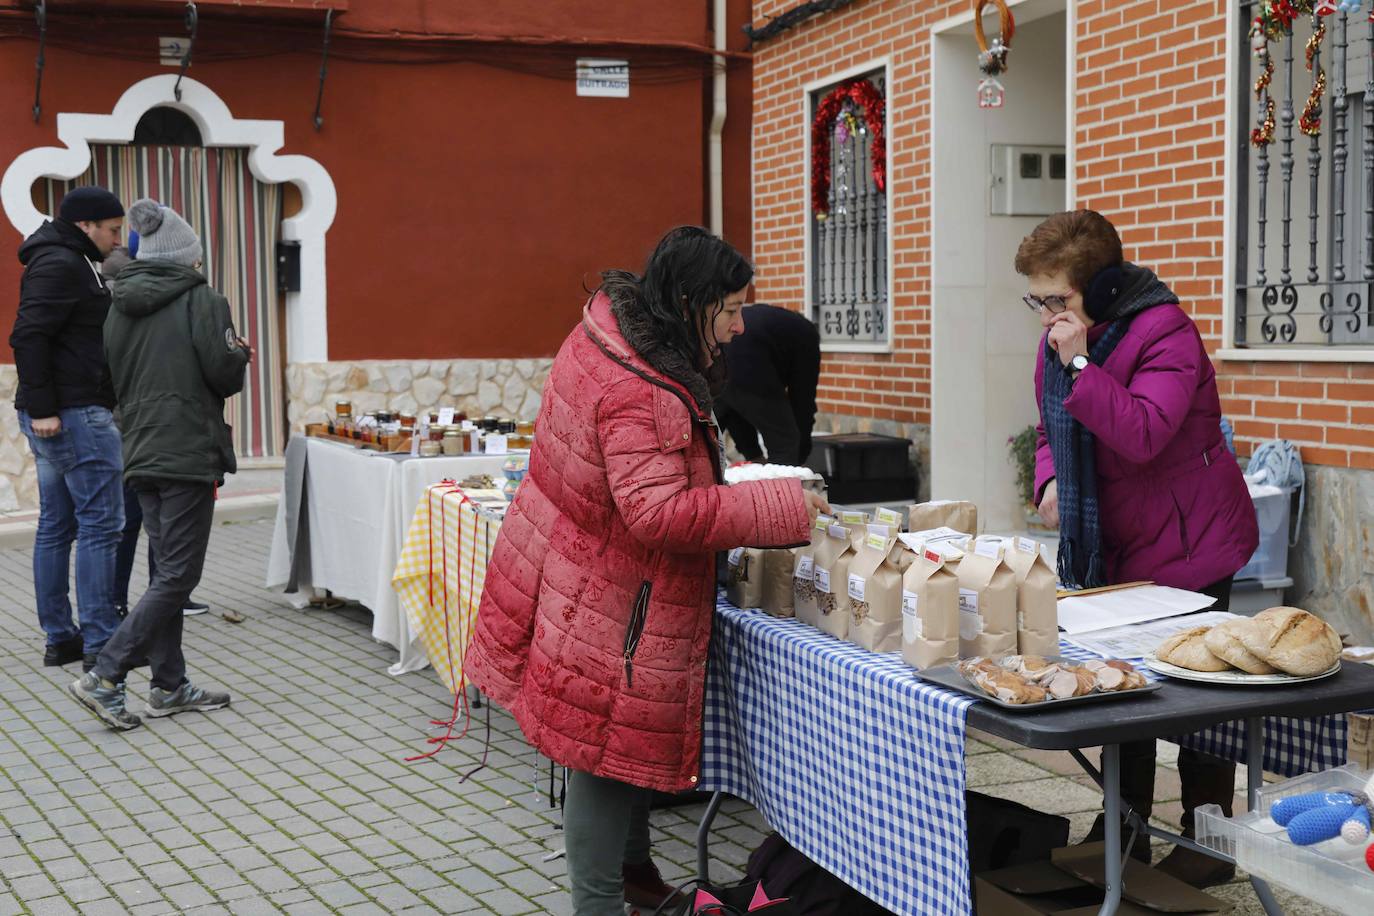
left=1076, top=0, right=1373, bottom=469
left=751, top=0, right=965, bottom=427
left=755, top=0, right=1372, bottom=467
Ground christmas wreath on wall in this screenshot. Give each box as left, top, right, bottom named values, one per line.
left=810, top=77, right=886, bottom=218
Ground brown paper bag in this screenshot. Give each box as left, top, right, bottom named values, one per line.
left=846, top=527, right=912, bottom=648
left=758, top=548, right=796, bottom=618
left=901, top=544, right=961, bottom=669
left=907, top=500, right=978, bottom=536
left=847, top=525, right=911, bottom=652
left=999, top=536, right=1060, bottom=656
left=725, top=546, right=765, bottom=610
left=955, top=538, right=1018, bottom=658
left=793, top=515, right=831, bottom=627
left=811, top=522, right=857, bottom=639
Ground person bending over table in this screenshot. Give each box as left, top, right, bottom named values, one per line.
left=1017, top=210, right=1259, bottom=887
left=464, top=226, right=827, bottom=916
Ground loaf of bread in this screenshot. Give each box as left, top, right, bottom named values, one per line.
left=1203, top=619, right=1278, bottom=675
left=1239, top=607, right=1342, bottom=676
left=1155, top=626, right=1230, bottom=672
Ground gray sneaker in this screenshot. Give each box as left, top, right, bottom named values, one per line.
left=145, top=680, right=230, bottom=718
left=68, top=673, right=141, bottom=731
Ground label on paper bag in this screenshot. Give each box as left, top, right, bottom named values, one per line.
left=902, top=591, right=921, bottom=641
left=974, top=539, right=1001, bottom=560
left=875, top=507, right=903, bottom=527
left=958, top=588, right=979, bottom=614
left=815, top=568, right=832, bottom=594
left=814, top=513, right=835, bottom=531
left=1016, top=537, right=1037, bottom=555
left=865, top=532, right=890, bottom=552
left=847, top=574, right=866, bottom=602
left=828, top=524, right=848, bottom=540
left=924, top=549, right=944, bottom=565
left=840, top=511, right=867, bottom=525
left=728, top=548, right=744, bottom=567
left=795, top=556, right=814, bottom=580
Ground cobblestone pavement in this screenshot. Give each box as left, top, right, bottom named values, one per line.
left=0, top=518, right=1334, bottom=914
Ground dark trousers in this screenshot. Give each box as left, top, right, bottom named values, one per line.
left=115, top=482, right=155, bottom=609
left=717, top=390, right=804, bottom=466
left=96, top=480, right=215, bottom=691
left=1115, top=576, right=1237, bottom=830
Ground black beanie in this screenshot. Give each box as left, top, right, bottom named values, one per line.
left=58, top=186, right=125, bottom=223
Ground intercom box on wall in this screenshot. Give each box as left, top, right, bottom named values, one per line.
left=990, top=144, right=1067, bottom=216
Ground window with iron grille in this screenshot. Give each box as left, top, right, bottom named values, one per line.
left=1235, top=2, right=1374, bottom=348
left=809, top=69, right=889, bottom=349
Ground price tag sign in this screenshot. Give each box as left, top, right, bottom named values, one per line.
left=437, top=408, right=455, bottom=426
left=485, top=434, right=509, bottom=455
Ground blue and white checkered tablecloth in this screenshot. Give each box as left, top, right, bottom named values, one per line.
left=704, top=597, right=1351, bottom=916
left=702, top=598, right=975, bottom=916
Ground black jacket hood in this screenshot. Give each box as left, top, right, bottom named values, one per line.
left=18, top=219, right=102, bottom=266
left=112, top=260, right=207, bottom=318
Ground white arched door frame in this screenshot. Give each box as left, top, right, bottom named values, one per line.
left=1, top=74, right=335, bottom=361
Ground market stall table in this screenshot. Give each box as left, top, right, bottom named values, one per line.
left=265, top=436, right=510, bottom=674
left=392, top=483, right=504, bottom=695
left=699, top=597, right=1367, bottom=916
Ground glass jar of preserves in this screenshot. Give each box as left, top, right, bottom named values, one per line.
left=442, top=428, right=464, bottom=456
left=335, top=399, right=353, bottom=420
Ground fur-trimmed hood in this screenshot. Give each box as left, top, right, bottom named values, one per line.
left=604, top=284, right=715, bottom=413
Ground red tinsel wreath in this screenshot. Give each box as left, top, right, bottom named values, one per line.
left=811, top=78, right=886, bottom=217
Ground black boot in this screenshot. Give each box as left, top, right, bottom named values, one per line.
left=44, top=635, right=84, bottom=667
left=1156, top=750, right=1236, bottom=887
left=1083, top=739, right=1155, bottom=863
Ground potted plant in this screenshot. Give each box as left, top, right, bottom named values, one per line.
left=1007, top=425, right=1051, bottom=530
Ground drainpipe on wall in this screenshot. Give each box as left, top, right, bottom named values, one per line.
left=708, top=0, right=726, bottom=235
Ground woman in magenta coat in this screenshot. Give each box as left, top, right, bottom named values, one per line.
left=1018, top=210, right=1258, bottom=887
left=465, top=227, right=826, bottom=914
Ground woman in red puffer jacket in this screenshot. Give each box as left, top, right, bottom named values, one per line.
left=465, top=227, right=826, bottom=915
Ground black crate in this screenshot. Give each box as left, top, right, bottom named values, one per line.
left=806, top=433, right=917, bottom=504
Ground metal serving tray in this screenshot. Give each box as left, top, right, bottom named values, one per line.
left=914, top=656, right=1163, bottom=712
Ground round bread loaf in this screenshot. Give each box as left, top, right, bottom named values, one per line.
left=1155, top=625, right=1230, bottom=672
left=1239, top=607, right=1342, bottom=676
left=1202, top=619, right=1277, bottom=674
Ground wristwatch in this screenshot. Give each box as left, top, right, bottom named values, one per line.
left=1069, top=354, right=1089, bottom=378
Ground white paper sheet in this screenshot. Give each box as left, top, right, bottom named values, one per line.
left=1063, top=610, right=1241, bottom=658
left=1055, top=585, right=1218, bottom=635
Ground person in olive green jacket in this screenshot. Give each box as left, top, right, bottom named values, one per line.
left=69, top=199, right=250, bottom=731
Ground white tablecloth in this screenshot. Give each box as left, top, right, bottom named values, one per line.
left=265, top=437, right=509, bottom=674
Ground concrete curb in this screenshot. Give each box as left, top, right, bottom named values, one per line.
left=0, top=492, right=279, bottom=550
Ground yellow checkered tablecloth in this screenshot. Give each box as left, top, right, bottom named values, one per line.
left=392, top=484, right=503, bottom=695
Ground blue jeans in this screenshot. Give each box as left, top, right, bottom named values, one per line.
left=20, top=406, right=125, bottom=652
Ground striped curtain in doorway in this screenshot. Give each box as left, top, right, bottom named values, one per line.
left=41, top=145, right=285, bottom=458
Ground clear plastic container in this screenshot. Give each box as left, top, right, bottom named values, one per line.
left=1234, top=483, right=1291, bottom=584
left=1195, top=764, right=1374, bottom=915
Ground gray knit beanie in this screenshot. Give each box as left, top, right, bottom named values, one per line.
left=127, top=198, right=202, bottom=268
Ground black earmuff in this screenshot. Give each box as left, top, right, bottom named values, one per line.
left=1083, top=263, right=1123, bottom=322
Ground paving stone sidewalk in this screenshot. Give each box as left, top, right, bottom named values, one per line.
left=0, top=519, right=1333, bottom=914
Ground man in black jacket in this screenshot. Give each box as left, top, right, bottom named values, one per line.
left=717, top=304, right=821, bottom=466
left=10, top=186, right=127, bottom=671
left=69, top=199, right=248, bottom=730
